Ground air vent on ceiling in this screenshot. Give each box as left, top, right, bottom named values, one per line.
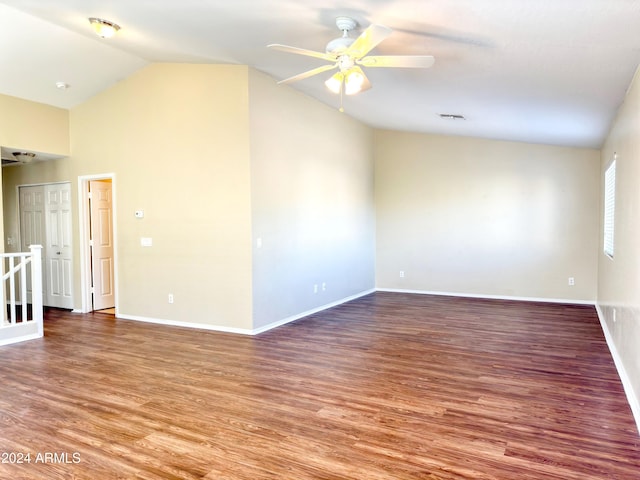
left=439, top=113, right=466, bottom=120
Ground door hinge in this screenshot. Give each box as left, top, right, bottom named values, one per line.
left=89, top=239, right=94, bottom=247
left=87, top=192, right=92, bottom=199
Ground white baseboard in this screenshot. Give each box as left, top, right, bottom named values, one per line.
left=82, top=290, right=640, bottom=435
left=116, top=288, right=376, bottom=336
left=595, top=305, right=640, bottom=434
left=110, top=288, right=591, bottom=337
left=116, top=313, right=254, bottom=335
left=0, top=331, right=42, bottom=347
left=375, top=288, right=596, bottom=305
left=251, top=288, right=376, bottom=335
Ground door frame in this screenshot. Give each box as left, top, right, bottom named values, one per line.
left=78, top=173, right=119, bottom=314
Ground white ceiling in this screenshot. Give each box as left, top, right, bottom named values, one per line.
left=1, top=0, right=639, bottom=149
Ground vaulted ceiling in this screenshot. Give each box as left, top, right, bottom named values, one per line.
left=1, top=0, right=639, bottom=148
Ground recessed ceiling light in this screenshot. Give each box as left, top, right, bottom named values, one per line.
left=439, top=114, right=466, bottom=120
left=88, top=17, right=121, bottom=38
left=55, top=81, right=69, bottom=90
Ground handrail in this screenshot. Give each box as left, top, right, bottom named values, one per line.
left=0, top=245, right=44, bottom=345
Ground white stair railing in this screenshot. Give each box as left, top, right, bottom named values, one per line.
left=0, top=245, right=44, bottom=346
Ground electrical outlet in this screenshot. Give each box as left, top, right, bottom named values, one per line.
left=168, top=294, right=174, bottom=304
left=322, top=282, right=326, bottom=291
left=313, top=284, right=318, bottom=294
left=399, top=271, right=405, bottom=278
left=568, top=277, right=575, bottom=286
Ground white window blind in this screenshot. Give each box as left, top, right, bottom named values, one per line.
left=603, top=159, right=616, bottom=258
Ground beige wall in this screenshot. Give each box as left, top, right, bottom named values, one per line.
left=375, top=131, right=600, bottom=301
left=2, top=161, right=74, bottom=255
left=2, top=64, right=375, bottom=333
left=0, top=94, right=70, bottom=253
left=74, top=63, right=253, bottom=329
left=0, top=94, right=69, bottom=156
left=4, top=64, right=254, bottom=330
left=248, top=69, right=375, bottom=329
left=598, top=66, right=640, bottom=417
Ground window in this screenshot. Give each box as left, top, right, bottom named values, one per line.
left=603, top=157, right=616, bottom=258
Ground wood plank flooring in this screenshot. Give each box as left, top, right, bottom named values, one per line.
left=1, top=292, right=639, bottom=479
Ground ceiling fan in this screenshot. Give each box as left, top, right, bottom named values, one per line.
left=268, top=16, right=435, bottom=98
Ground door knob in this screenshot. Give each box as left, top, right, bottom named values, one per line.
left=56, top=251, right=61, bottom=255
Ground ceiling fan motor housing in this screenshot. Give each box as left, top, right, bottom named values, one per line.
left=326, top=16, right=357, bottom=54
left=326, top=36, right=354, bottom=54
left=337, top=55, right=355, bottom=71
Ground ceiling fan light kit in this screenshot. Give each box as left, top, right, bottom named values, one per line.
left=325, top=73, right=343, bottom=94
left=268, top=16, right=435, bottom=108
left=344, top=70, right=365, bottom=95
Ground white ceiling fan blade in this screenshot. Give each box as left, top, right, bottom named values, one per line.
left=277, top=64, right=337, bottom=85
left=358, top=55, right=435, bottom=68
left=268, top=44, right=337, bottom=62
left=345, top=24, right=392, bottom=59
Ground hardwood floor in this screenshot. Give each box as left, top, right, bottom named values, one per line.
left=1, top=293, right=639, bottom=479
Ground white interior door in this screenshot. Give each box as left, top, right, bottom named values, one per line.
left=89, top=180, right=115, bottom=310
left=44, top=183, right=74, bottom=309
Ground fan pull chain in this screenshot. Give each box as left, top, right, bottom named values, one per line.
left=339, top=82, right=345, bottom=113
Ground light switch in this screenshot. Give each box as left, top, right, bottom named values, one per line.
left=140, top=237, right=152, bottom=247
